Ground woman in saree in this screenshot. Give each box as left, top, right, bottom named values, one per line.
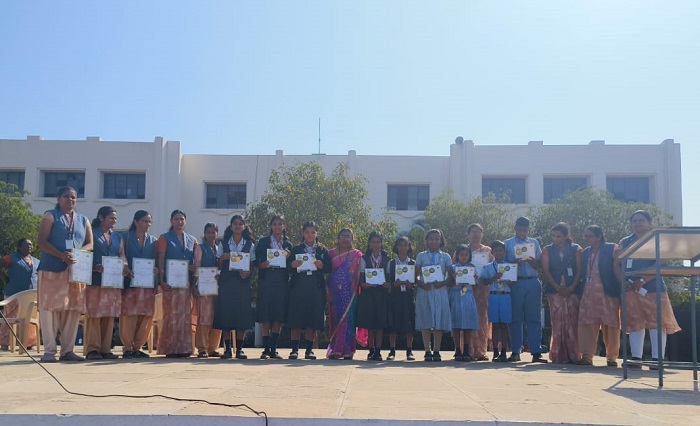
left=326, top=228, right=364, bottom=360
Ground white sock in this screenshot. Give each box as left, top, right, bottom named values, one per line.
left=629, top=330, right=645, bottom=358
left=649, top=329, right=667, bottom=359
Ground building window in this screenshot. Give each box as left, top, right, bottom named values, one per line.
left=103, top=173, right=146, bottom=199
left=0, top=170, right=25, bottom=191
left=543, top=177, right=587, bottom=203
left=482, top=177, right=526, bottom=204
left=607, top=177, right=650, bottom=203
left=206, top=183, right=246, bottom=209
left=43, top=171, right=85, bottom=197
left=387, top=185, right=430, bottom=211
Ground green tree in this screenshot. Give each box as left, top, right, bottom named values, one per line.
left=0, top=182, right=42, bottom=292
left=527, top=188, right=674, bottom=247
left=422, top=190, right=515, bottom=254
left=246, top=162, right=397, bottom=251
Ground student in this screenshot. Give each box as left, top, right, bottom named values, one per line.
left=214, top=215, right=256, bottom=360
left=479, top=240, right=512, bottom=362
left=415, top=229, right=453, bottom=362
left=193, top=223, right=223, bottom=358
left=504, top=216, right=547, bottom=363
left=466, top=223, right=493, bottom=361
left=541, top=222, right=582, bottom=364
left=156, top=209, right=200, bottom=358
left=85, top=206, right=127, bottom=360
left=449, top=244, right=479, bottom=362
left=387, top=236, right=416, bottom=361
left=120, top=210, right=158, bottom=359
left=254, top=215, right=293, bottom=360
left=0, top=238, right=39, bottom=351
left=357, top=232, right=390, bottom=361
left=287, top=221, right=331, bottom=360
left=36, top=186, right=93, bottom=362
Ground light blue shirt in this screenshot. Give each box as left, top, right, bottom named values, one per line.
left=415, top=250, right=452, bottom=282
left=504, top=236, right=541, bottom=278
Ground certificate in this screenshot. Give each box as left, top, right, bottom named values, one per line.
left=166, top=259, right=189, bottom=288
left=395, top=264, right=415, bottom=283
left=365, top=268, right=386, bottom=285
left=471, top=252, right=490, bottom=275
left=229, top=252, right=250, bottom=271
left=101, top=256, right=125, bottom=289
left=70, top=250, right=93, bottom=285
left=455, top=266, right=476, bottom=285
left=514, top=243, right=536, bottom=260
left=132, top=258, right=155, bottom=288
left=266, top=249, right=287, bottom=268
left=197, top=267, right=218, bottom=296
left=296, top=254, right=317, bottom=272
left=421, top=265, right=444, bottom=284
left=497, top=263, right=518, bottom=282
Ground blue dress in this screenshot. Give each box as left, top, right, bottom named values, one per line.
left=448, top=263, right=479, bottom=330
left=414, top=250, right=452, bottom=331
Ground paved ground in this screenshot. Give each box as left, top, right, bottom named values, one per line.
left=1, top=347, right=699, bottom=425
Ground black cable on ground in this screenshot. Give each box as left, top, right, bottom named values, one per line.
left=0, top=310, right=268, bottom=425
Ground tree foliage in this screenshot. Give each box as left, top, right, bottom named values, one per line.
left=421, top=191, right=515, bottom=254
left=527, top=188, right=674, bottom=247
left=0, top=183, right=42, bottom=291
left=246, top=162, right=397, bottom=251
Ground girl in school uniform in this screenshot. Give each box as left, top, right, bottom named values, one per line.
left=415, top=229, right=453, bottom=362
left=193, top=223, right=223, bottom=358
left=156, top=209, right=200, bottom=358
left=214, top=215, right=256, bottom=359
left=357, top=232, right=390, bottom=361
left=449, top=244, right=479, bottom=362
left=254, top=215, right=293, bottom=359
left=287, top=221, right=331, bottom=360
left=479, top=240, right=512, bottom=362
left=85, top=206, right=127, bottom=361
left=120, top=210, right=158, bottom=359
left=37, top=186, right=93, bottom=363
left=386, top=236, right=416, bottom=361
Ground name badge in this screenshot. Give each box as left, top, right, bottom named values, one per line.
left=626, top=259, right=633, bottom=269
left=65, top=239, right=74, bottom=250
left=306, top=271, right=313, bottom=276
left=567, top=267, right=573, bottom=277
left=400, top=284, right=406, bottom=292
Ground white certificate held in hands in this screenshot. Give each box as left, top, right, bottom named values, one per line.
left=101, top=256, right=125, bottom=289
left=166, top=259, right=189, bottom=288
left=455, top=266, right=476, bottom=285
left=395, top=264, right=415, bottom=283
left=514, top=243, right=536, bottom=260
left=229, top=252, right=250, bottom=271
left=296, top=254, right=317, bottom=272
left=70, top=250, right=93, bottom=285
left=365, top=268, right=386, bottom=285
left=471, top=252, right=490, bottom=275
left=197, top=267, right=218, bottom=296
left=132, top=258, right=155, bottom=288
left=421, top=265, right=444, bottom=284
left=497, top=263, right=518, bottom=282
left=266, top=249, right=287, bottom=268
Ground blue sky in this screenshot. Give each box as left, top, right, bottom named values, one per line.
left=2, top=1, right=698, bottom=224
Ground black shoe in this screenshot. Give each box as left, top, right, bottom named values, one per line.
left=406, top=349, right=415, bottom=361
left=123, top=351, right=134, bottom=359
left=305, top=350, right=316, bottom=360
left=424, top=351, right=433, bottom=362
left=461, top=354, right=473, bottom=362
left=134, top=350, right=150, bottom=358
left=86, top=351, right=103, bottom=360
left=270, top=351, right=283, bottom=359
left=531, top=353, right=548, bottom=363
left=220, top=350, right=233, bottom=359
left=386, top=349, right=396, bottom=361
left=101, top=352, right=119, bottom=360
left=289, top=351, right=299, bottom=360
left=373, top=350, right=383, bottom=361
left=198, top=352, right=209, bottom=358
left=497, top=353, right=508, bottom=363
left=235, top=350, right=247, bottom=360
left=433, top=352, right=442, bottom=362
left=454, top=353, right=463, bottom=362
left=507, top=353, right=521, bottom=362
left=260, top=350, right=270, bottom=360
left=367, top=348, right=375, bottom=360
left=625, top=356, right=642, bottom=369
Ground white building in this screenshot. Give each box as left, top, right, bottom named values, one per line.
left=0, top=136, right=682, bottom=238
